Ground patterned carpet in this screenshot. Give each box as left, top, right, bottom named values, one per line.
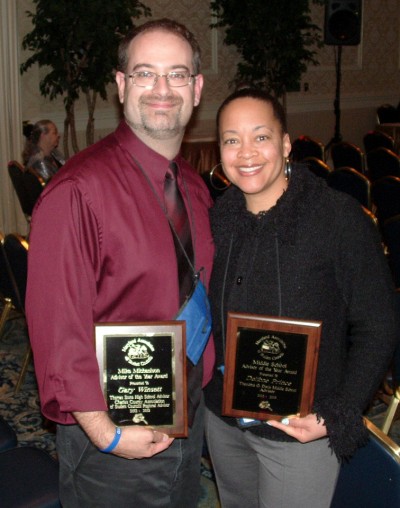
left=0, top=313, right=220, bottom=507
left=1, top=313, right=399, bottom=508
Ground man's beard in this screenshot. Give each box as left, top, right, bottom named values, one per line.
left=134, top=94, right=185, bottom=140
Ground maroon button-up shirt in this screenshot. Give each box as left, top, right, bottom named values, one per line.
left=26, top=121, right=215, bottom=424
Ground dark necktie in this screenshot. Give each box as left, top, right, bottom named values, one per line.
left=165, top=162, right=201, bottom=426
left=164, top=162, right=194, bottom=306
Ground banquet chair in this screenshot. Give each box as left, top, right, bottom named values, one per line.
left=290, top=135, right=325, bottom=162
left=302, top=156, right=331, bottom=180
left=366, top=147, right=400, bottom=182
left=382, top=214, right=400, bottom=288
left=362, top=207, right=379, bottom=229
left=382, top=387, right=400, bottom=435
left=0, top=446, right=60, bottom=508
left=0, top=296, right=13, bottom=341
left=377, top=104, right=400, bottom=124
left=7, top=161, right=32, bottom=222
left=363, top=130, right=395, bottom=154
left=330, top=141, right=365, bottom=174
left=0, top=417, right=17, bottom=452
left=0, top=233, right=31, bottom=393
left=371, top=176, right=400, bottom=225
left=381, top=289, right=400, bottom=433
left=327, top=167, right=371, bottom=210
left=7, top=161, right=44, bottom=222
left=0, top=233, right=28, bottom=312
left=0, top=418, right=60, bottom=506
left=331, top=418, right=400, bottom=507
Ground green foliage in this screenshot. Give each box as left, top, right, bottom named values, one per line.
left=20, top=0, right=151, bottom=152
left=21, top=0, right=150, bottom=104
left=210, top=0, right=323, bottom=97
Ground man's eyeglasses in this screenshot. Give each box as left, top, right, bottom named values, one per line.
left=126, top=70, right=196, bottom=88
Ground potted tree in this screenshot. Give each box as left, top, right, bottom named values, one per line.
left=21, top=0, right=151, bottom=157
left=210, top=0, right=324, bottom=105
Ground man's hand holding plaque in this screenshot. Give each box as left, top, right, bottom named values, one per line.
left=95, top=322, right=187, bottom=437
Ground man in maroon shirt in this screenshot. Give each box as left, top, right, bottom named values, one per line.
left=26, top=18, right=214, bottom=507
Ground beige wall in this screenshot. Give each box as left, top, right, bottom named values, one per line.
left=17, top=0, right=400, bottom=156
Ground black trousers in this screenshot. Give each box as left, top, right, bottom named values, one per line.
left=56, top=396, right=205, bottom=508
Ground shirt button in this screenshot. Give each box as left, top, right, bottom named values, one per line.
left=236, top=276, right=243, bottom=285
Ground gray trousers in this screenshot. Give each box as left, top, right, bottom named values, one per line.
left=56, top=397, right=205, bottom=508
left=205, top=408, right=340, bottom=508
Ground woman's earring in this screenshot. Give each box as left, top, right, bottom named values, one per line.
left=209, top=163, right=231, bottom=191
left=284, top=158, right=292, bottom=181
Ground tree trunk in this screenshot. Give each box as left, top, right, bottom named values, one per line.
left=63, top=116, right=70, bottom=159
left=85, top=90, right=97, bottom=146
left=68, top=102, right=80, bottom=154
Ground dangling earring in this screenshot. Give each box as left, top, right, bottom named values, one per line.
left=209, top=163, right=231, bottom=191
left=284, top=158, right=292, bottom=181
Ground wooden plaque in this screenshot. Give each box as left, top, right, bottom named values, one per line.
left=95, top=321, right=187, bottom=437
left=222, top=312, right=321, bottom=421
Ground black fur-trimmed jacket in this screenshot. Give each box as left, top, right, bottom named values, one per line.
left=204, top=164, right=398, bottom=460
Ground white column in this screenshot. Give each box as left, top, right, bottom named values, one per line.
left=0, top=0, right=27, bottom=234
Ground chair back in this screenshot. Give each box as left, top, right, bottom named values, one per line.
left=327, top=167, right=371, bottom=209
left=331, top=419, right=400, bottom=507
left=330, top=141, right=365, bottom=173
left=377, top=104, right=400, bottom=124
left=302, top=157, right=331, bottom=180
left=363, top=130, right=395, bottom=154
left=7, top=161, right=44, bottom=219
left=290, top=135, right=325, bottom=162
left=371, top=176, right=400, bottom=225
left=0, top=296, right=13, bottom=341
left=0, top=233, right=28, bottom=313
left=7, top=162, right=32, bottom=217
left=382, top=214, right=400, bottom=288
left=366, top=147, right=400, bottom=182
left=24, top=167, right=45, bottom=208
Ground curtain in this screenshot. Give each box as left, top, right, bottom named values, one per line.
left=0, top=0, right=27, bottom=234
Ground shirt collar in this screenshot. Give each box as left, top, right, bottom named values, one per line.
left=115, top=120, right=183, bottom=185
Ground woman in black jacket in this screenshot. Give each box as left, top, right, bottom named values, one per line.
left=204, top=88, right=398, bottom=508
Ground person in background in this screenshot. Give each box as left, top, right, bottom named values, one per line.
left=22, top=119, right=64, bottom=182
left=26, top=18, right=214, bottom=507
left=204, top=87, right=398, bottom=508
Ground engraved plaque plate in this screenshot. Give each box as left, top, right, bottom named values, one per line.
left=222, top=313, right=321, bottom=421
left=95, top=322, right=187, bottom=437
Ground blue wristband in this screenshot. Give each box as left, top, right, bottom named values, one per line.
left=99, top=427, right=122, bottom=453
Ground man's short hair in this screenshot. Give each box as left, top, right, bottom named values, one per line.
left=117, top=18, right=201, bottom=75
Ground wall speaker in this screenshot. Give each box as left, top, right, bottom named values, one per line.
left=324, top=0, right=362, bottom=46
